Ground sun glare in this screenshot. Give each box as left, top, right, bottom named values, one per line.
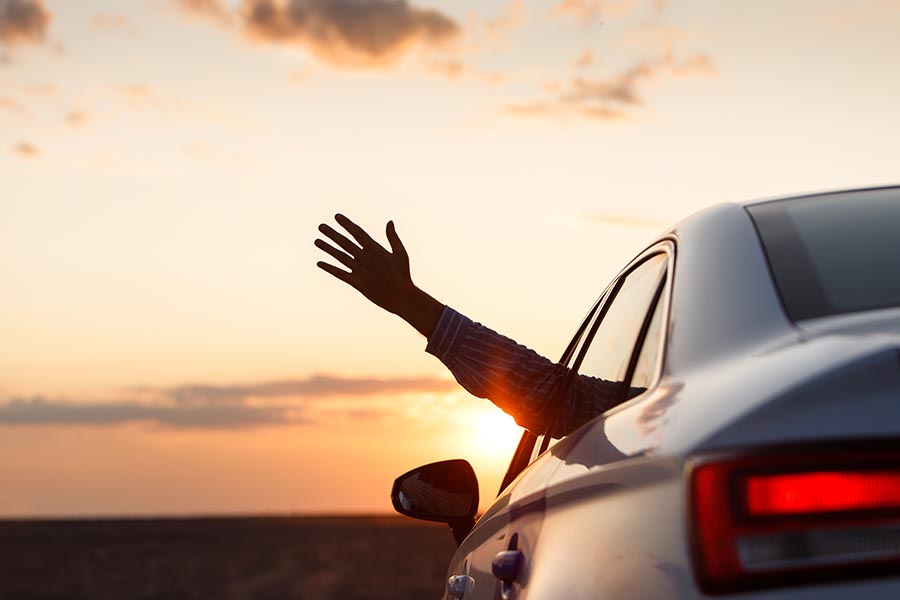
left=469, top=409, right=523, bottom=460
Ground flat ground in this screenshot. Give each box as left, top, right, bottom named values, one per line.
left=0, top=516, right=456, bottom=600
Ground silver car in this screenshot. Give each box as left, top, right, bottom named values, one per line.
left=391, top=186, right=900, bottom=599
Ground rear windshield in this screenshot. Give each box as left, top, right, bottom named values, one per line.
left=747, top=188, right=900, bottom=322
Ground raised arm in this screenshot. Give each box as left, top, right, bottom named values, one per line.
left=315, top=214, right=444, bottom=338
left=314, top=214, right=620, bottom=437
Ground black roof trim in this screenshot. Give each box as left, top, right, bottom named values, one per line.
left=740, top=184, right=900, bottom=208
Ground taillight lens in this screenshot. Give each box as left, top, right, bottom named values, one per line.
left=689, top=444, right=900, bottom=594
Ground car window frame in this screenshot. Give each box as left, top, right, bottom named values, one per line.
left=532, top=240, right=674, bottom=460
left=496, top=239, right=675, bottom=492
left=495, top=294, right=608, bottom=493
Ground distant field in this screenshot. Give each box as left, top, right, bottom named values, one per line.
left=0, top=516, right=457, bottom=600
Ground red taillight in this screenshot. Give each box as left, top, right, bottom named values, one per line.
left=689, top=444, right=900, bottom=594
left=745, top=471, right=900, bottom=516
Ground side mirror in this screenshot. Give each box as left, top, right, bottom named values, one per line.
left=391, top=459, right=479, bottom=545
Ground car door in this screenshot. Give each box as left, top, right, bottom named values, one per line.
left=519, top=244, right=674, bottom=598
left=444, top=243, right=672, bottom=599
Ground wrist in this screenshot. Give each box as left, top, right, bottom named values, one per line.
left=397, top=285, right=443, bottom=338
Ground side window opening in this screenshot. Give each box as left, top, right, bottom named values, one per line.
left=538, top=251, right=669, bottom=452
left=628, top=280, right=666, bottom=391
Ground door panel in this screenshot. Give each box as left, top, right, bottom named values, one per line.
left=449, top=242, right=674, bottom=598
left=446, top=448, right=563, bottom=599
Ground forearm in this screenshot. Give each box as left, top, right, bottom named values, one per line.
left=394, top=285, right=444, bottom=338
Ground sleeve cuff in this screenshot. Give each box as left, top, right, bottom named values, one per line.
left=425, top=306, right=469, bottom=359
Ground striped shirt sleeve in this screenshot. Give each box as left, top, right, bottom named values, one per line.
left=426, top=306, right=622, bottom=436
left=425, top=306, right=566, bottom=434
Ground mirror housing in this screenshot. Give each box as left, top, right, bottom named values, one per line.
left=391, top=459, right=479, bottom=545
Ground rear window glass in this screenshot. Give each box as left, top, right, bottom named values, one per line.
left=747, top=188, right=900, bottom=321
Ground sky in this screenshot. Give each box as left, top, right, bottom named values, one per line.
left=2, top=0, right=900, bottom=517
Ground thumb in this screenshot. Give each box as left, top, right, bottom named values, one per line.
left=386, top=220, right=408, bottom=259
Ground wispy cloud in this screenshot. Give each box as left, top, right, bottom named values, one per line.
left=22, top=82, right=55, bottom=95
left=505, top=51, right=714, bottom=122
left=155, top=374, right=457, bottom=405
left=117, top=83, right=161, bottom=108
left=552, top=0, right=640, bottom=25
left=574, top=49, right=595, bottom=69
left=428, top=59, right=504, bottom=84
left=0, top=397, right=298, bottom=429
left=0, top=94, right=25, bottom=112
left=65, top=110, right=89, bottom=126
left=0, top=0, right=51, bottom=47
left=92, top=13, right=131, bottom=32
left=12, top=140, right=39, bottom=157
left=0, top=374, right=458, bottom=429
left=480, top=0, right=527, bottom=38
left=174, top=0, right=232, bottom=25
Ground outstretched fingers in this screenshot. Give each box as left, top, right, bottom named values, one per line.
left=316, top=260, right=355, bottom=284
left=315, top=238, right=355, bottom=269
left=335, top=214, right=380, bottom=250
left=318, top=223, right=362, bottom=256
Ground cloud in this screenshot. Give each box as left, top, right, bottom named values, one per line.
left=175, top=0, right=232, bottom=25
left=0, top=94, right=25, bottom=112
left=238, top=0, right=460, bottom=68
left=505, top=100, right=626, bottom=122
left=65, top=110, right=89, bottom=126
left=13, top=140, right=39, bottom=157
left=574, top=49, right=594, bottom=69
left=505, top=51, right=714, bottom=122
left=169, top=0, right=467, bottom=71
left=0, top=374, right=458, bottom=429
left=92, top=13, right=130, bottom=32
left=159, top=374, right=457, bottom=405
left=22, top=82, right=55, bottom=95
left=428, top=59, right=504, bottom=84
left=0, top=0, right=51, bottom=46
left=553, top=0, right=639, bottom=25
left=481, top=0, right=526, bottom=37
left=117, top=83, right=161, bottom=108
left=0, top=397, right=297, bottom=429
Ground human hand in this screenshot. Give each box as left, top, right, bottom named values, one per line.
left=315, top=214, right=442, bottom=336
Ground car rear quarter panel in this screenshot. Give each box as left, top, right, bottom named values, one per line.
left=665, top=203, right=794, bottom=374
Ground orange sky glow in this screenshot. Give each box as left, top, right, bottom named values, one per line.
left=2, top=0, right=900, bottom=517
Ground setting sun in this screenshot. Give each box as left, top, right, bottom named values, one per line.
left=469, top=408, right=523, bottom=460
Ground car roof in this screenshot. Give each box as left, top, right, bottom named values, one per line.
left=654, top=185, right=900, bottom=374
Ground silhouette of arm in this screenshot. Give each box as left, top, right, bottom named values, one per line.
left=315, top=215, right=622, bottom=436
left=314, top=215, right=561, bottom=431
left=426, top=307, right=565, bottom=433
left=427, top=307, right=621, bottom=436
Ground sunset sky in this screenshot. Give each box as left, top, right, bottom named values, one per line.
left=3, top=0, right=900, bottom=517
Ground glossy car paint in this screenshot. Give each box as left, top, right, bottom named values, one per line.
left=440, top=188, right=900, bottom=599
